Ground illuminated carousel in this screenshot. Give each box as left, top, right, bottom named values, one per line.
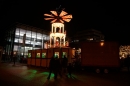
left=44, top=8, right=72, bottom=48
left=27, top=7, right=74, bottom=67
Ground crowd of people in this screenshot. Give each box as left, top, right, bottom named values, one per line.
left=47, top=55, right=72, bottom=80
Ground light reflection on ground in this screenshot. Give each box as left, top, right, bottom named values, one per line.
left=0, top=62, right=130, bottom=86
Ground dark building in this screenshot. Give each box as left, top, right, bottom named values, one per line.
left=69, top=29, right=104, bottom=48
left=3, top=22, right=50, bottom=61
left=0, top=46, right=3, bottom=62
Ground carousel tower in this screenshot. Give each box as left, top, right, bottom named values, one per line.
left=44, top=7, right=72, bottom=47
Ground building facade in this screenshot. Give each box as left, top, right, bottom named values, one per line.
left=69, top=29, right=104, bottom=49
left=4, top=23, right=50, bottom=61
left=0, top=46, right=3, bottom=62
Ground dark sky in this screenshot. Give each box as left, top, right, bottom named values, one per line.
left=0, top=0, right=130, bottom=45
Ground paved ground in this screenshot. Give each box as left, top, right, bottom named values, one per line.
left=0, top=62, right=130, bottom=86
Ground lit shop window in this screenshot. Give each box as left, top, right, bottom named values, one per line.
left=42, top=53, right=46, bottom=58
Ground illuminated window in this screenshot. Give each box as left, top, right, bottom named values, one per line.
left=87, top=38, right=93, bottom=40
left=62, top=52, right=67, bottom=58
left=54, top=52, right=59, bottom=58
left=37, top=33, right=42, bottom=39
left=28, top=53, right=31, bottom=58
left=36, top=53, right=40, bottom=58
left=74, top=40, right=79, bottom=42
left=13, top=45, right=18, bottom=51
left=42, top=53, right=46, bottom=58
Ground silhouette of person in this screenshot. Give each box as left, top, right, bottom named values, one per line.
left=47, top=56, right=55, bottom=80
left=67, top=63, right=72, bottom=77
left=61, top=55, right=68, bottom=76
left=53, top=56, right=62, bottom=79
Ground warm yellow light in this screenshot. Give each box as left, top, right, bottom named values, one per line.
left=44, top=9, right=72, bottom=23
left=51, top=19, right=57, bottom=23
left=100, top=42, right=104, bottom=46
left=60, top=19, right=64, bottom=23
left=14, top=52, right=16, bottom=54
left=62, top=14, right=72, bottom=19
left=50, top=11, right=58, bottom=16
left=44, top=14, right=54, bottom=17
left=44, top=18, right=54, bottom=20
left=52, top=23, right=64, bottom=27
left=62, top=19, right=71, bottom=22
left=50, top=33, right=66, bottom=37
left=59, top=10, right=68, bottom=17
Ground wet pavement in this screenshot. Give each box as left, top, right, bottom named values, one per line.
left=0, top=62, right=130, bottom=86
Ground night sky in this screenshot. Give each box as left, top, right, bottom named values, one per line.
left=0, top=0, right=130, bottom=45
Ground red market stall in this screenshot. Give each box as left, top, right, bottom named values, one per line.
left=31, top=50, right=36, bottom=66
left=46, top=48, right=53, bottom=67
left=35, top=49, right=42, bottom=67
left=53, top=48, right=61, bottom=58
left=27, top=50, right=32, bottom=65
left=41, top=49, right=47, bottom=67
left=28, top=47, right=74, bottom=67
left=61, top=48, right=69, bottom=58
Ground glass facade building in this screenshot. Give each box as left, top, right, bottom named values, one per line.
left=4, top=23, right=49, bottom=61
